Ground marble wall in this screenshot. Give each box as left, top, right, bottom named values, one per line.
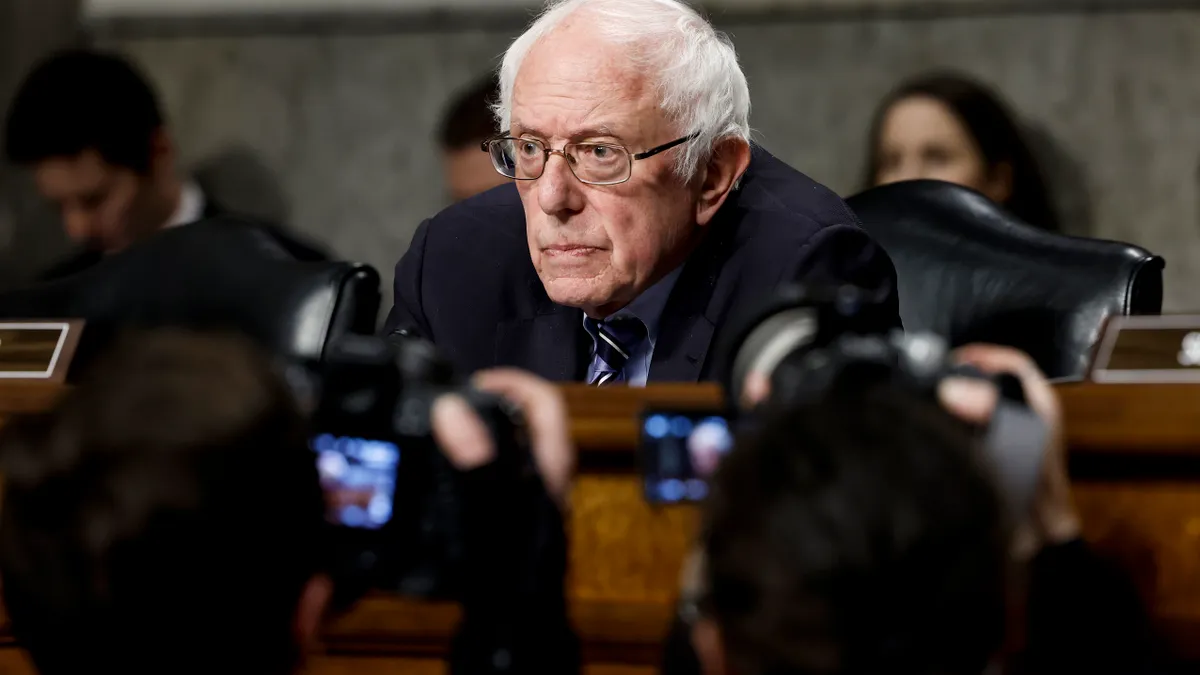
left=0, top=0, right=82, bottom=285
left=10, top=6, right=1200, bottom=311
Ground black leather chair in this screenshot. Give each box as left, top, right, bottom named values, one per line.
left=0, top=217, right=380, bottom=377
left=846, top=180, right=1164, bottom=379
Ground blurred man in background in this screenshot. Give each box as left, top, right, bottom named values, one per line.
left=4, top=50, right=213, bottom=279
left=4, top=49, right=326, bottom=280
left=439, top=74, right=510, bottom=202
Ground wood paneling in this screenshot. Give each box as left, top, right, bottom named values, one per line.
left=0, top=651, right=655, bottom=675
left=1058, top=383, right=1200, bottom=454
left=0, top=649, right=33, bottom=675
left=0, top=383, right=65, bottom=417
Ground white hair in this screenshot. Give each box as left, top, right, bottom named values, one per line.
left=494, top=0, right=751, bottom=180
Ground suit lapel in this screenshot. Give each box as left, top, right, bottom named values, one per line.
left=648, top=311, right=715, bottom=382
left=649, top=217, right=737, bottom=383
left=494, top=306, right=587, bottom=381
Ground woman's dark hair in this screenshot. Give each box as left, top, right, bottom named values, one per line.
left=863, top=72, right=1061, bottom=232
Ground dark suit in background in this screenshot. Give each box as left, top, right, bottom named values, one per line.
left=37, top=195, right=328, bottom=280
left=384, top=147, right=900, bottom=383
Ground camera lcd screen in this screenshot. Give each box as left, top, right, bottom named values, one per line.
left=313, top=434, right=400, bottom=529
left=640, top=411, right=734, bottom=504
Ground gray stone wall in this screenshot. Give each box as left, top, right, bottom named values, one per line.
left=0, top=0, right=82, bottom=285
left=8, top=5, right=1200, bottom=311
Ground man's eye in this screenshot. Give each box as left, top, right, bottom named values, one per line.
left=518, top=141, right=541, bottom=157
left=585, top=145, right=617, bottom=161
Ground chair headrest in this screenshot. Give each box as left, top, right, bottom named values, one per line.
left=847, top=180, right=1164, bottom=378
left=0, top=218, right=380, bottom=372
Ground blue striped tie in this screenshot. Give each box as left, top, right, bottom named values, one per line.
left=587, top=316, right=647, bottom=386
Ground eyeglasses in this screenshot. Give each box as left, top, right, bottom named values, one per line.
left=482, top=132, right=698, bottom=186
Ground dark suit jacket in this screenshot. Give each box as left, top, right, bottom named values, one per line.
left=384, top=147, right=900, bottom=383
left=37, top=194, right=328, bottom=281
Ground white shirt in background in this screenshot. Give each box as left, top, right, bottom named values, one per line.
left=165, top=180, right=206, bottom=229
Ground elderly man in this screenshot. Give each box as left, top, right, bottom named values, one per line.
left=385, top=0, right=900, bottom=384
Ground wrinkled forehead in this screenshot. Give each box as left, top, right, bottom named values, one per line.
left=510, top=27, right=667, bottom=143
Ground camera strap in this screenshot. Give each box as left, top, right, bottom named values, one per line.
left=982, top=400, right=1047, bottom=520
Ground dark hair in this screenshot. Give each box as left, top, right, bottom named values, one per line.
left=864, top=72, right=1060, bottom=232
left=0, top=329, right=325, bottom=675
left=703, top=380, right=1011, bottom=675
left=439, top=74, right=499, bottom=151
left=4, top=49, right=164, bottom=173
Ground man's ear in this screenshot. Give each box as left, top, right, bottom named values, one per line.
left=695, top=137, right=752, bottom=227
left=293, top=574, right=334, bottom=653
left=149, top=127, right=176, bottom=174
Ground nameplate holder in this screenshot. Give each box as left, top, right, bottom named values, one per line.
left=0, top=321, right=84, bottom=383
left=1090, top=315, right=1200, bottom=383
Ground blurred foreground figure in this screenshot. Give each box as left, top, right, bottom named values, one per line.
left=673, top=346, right=1154, bottom=675
left=0, top=330, right=331, bottom=675
left=0, top=328, right=582, bottom=675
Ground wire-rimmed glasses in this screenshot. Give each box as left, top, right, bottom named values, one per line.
left=482, top=132, right=697, bottom=186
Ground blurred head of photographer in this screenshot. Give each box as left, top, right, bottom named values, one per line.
left=0, top=328, right=575, bottom=675
left=0, top=330, right=329, bottom=675
left=694, top=378, right=1012, bottom=675
left=676, top=285, right=1081, bottom=675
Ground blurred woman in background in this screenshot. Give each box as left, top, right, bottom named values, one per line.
left=864, top=72, right=1061, bottom=232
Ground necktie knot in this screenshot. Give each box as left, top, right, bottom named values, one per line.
left=587, top=316, right=647, bottom=386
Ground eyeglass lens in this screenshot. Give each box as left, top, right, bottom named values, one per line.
left=489, top=138, right=630, bottom=185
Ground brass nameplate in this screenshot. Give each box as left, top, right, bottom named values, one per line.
left=0, top=321, right=82, bottom=382
left=1091, top=315, right=1200, bottom=383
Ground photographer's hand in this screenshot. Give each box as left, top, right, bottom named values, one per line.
left=430, top=368, right=574, bottom=508
left=430, top=369, right=580, bottom=675
left=937, top=345, right=1081, bottom=558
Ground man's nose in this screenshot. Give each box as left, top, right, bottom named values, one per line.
left=62, top=208, right=93, bottom=243
left=536, top=154, right=585, bottom=217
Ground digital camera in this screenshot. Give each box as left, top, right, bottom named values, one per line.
left=303, top=332, right=528, bottom=606
left=716, top=284, right=1048, bottom=517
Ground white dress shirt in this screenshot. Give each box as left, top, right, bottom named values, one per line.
left=165, top=181, right=206, bottom=229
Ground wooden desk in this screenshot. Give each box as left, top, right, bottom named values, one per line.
left=1, top=382, right=1199, bottom=674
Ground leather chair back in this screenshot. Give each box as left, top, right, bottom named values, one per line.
left=0, top=218, right=380, bottom=375
left=846, top=180, right=1164, bottom=379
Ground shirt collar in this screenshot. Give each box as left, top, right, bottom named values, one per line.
left=165, top=181, right=205, bottom=229
left=584, top=265, right=684, bottom=344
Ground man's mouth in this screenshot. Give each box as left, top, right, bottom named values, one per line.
left=544, top=244, right=602, bottom=256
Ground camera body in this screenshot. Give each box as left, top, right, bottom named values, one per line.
left=718, top=284, right=1047, bottom=518
left=306, top=332, right=526, bottom=605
